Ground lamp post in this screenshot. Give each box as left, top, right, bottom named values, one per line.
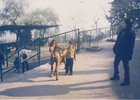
left=93, top=17, right=99, bottom=47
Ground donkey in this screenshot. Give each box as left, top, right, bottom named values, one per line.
left=48, top=38, right=66, bottom=80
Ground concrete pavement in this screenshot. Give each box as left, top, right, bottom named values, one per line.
left=0, top=30, right=140, bottom=99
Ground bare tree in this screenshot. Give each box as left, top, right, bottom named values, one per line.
left=0, top=0, right=27, bottom=44
left=0, top=0, right=26, bottom=25
left=20, top=8, right=59, bottom=38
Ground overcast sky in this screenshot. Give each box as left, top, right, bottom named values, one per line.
left=27, top=0, right=113, bottom=32
left=0, top=0, right=112, bottom=42
left=0, top=0, right=113, bottom=42
left=0, top=0, right=113, bottom=32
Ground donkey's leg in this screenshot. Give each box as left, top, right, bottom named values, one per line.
left=55, top=67, right=56, bottom=73
left=54, top=58, right=57, bottom=73
left=50, top=64, right=53, bottom=77
left=54, top=51, right=62, bottom=80
left=50, top=56, right=54, bottom=77
left=56, top=61, right=60, bottom=80
left=64, top=56, right=66, bottom=70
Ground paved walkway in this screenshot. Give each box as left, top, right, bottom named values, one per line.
left=0, top=30, right=140, bottom=99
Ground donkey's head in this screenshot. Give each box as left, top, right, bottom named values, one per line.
left=48, top=38, right=56, bottom=54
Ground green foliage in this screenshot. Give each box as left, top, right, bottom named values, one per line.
left=20, top=8, right=59, bottom=39
left=108, top=0, right=140, bottom=27
left=0, top=0, right=25, bottom=25
left=19, top=28, right=32, bottom=46
left=0, top=0, right=59, bottom=45
left=0, top=0, right=28, bottom=43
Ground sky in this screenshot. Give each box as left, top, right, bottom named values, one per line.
left=0, top=0, right=113, bottom=42
left=0, top=0, right=113, bottom=32
left=27, top=0, right=113, bottom=32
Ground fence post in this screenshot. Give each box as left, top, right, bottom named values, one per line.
left=38, top=38, right=41, bottom=66
left=17, top=50, right=20, bottom=75
left=0, top=64, right=3, bottom=82
left=6, top=45, right=8, bottom=68
left=96, top=29, right=99, bottom=47
left=104, top=28, right=106, bottom=38
left=17, top=29, right=20, bottom=75
left=99, top=29, right=101, bottom=41
left=77, top=29, right=80, bottom=52
left=65, top=33, right=66, bottom=48
left=90, top=31, right=92, bottom=47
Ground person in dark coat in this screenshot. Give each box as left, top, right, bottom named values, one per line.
left=110, top=18, right=136, bottom=86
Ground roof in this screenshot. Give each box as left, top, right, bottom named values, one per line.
left=0, top=25, right=60, bottom=31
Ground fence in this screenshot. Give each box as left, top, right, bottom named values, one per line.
left=39, top=29, right=79, bottom=60
left=0, top=26, right=114, bottom=81
left=79, top=27, right=111, bottom=49
left=0, top=38, right=40, bottom=81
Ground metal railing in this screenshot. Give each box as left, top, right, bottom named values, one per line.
left=0, top=27, right=114, bottom=82
left=0, top=29, right=80, bottom=82
left=39, top=29, right=80, bottom=60
left=79, top=27, right=110, bottom=49
left=0, top=38, right=41, bottom=81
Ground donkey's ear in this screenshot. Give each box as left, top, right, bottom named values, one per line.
left=49, top=39, right=55, bottom=47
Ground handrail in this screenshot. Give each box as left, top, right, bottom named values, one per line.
left=20, top=52, right=39, bottom=63
left=42, top=29, right=79, bottom=40
left=0, top=38, right=40, bottom=65
left=0, top=27, right=111, bottom=82
left=80, top=27, right=109, bottom=33
left=0, top=37, right=41, bottom=81
left=2, top=52, right=39, bottom=75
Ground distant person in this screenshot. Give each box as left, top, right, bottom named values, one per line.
left=110, top=18, right=136, bottom=86
left=19, top=48, right=31, bottom=73
left=0, top=51, right=5, bottom=69
left=61, top=40, right=76, bottom=75
left=14, top=57, right=20, bottom=73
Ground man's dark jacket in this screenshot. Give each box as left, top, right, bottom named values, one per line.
left=113, top=28, right=136, bottom=60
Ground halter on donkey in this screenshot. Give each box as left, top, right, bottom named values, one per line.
left=48, top=38, right=66, bottom=80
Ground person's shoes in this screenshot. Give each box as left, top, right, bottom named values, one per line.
left=14, top=70, right=17, bottom=73
left=65, top=73, right=68, bottom=76
left=70, top=73, right=73, bottom=75
left=110, top=75, right=120, bottom=80
left=120, top=81, right=130, bottom=86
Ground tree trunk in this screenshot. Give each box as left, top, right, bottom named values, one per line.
left=138, top=19, right=140, bottom=28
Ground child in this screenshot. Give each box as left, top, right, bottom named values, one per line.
left=62, top=40, right=76, bottom=75
left=14, top=57, right=20, bottom=73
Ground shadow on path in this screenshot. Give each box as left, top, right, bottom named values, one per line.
left=0, top=79, right=111, bottom=97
